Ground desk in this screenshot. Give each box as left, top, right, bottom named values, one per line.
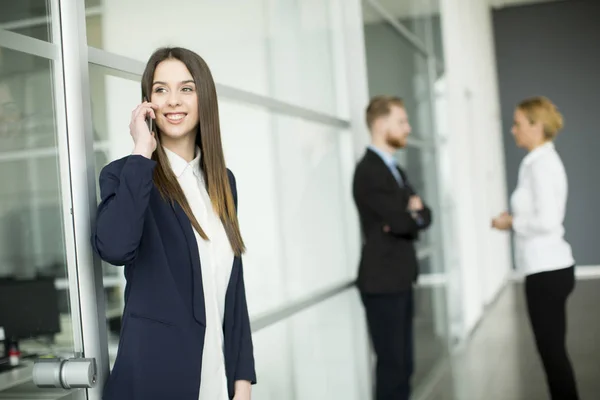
left=0, top=362, right=33, bottom=392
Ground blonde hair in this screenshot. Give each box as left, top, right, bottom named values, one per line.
left=366, top=95, right=405, bottom=129
left=517, top=96, right=564, bottom=140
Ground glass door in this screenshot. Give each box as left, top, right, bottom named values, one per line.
left=0, top=0, right=109, bottom=399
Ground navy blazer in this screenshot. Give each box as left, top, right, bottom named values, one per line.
left=91, top=155, right=256, bottom=400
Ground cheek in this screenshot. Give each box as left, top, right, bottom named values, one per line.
left=513, top=128, right=522, bottom=139
left=187, top=108, right=199, bottom=125
left=186, top=99, right=198, bottom=117
left=152, top=97, right=167, bottom=110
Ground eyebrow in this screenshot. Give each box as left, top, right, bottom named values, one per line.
left=152, top=80, right=195, bottom=86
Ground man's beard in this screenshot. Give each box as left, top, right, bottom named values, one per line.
left=386, top=134, right=405, bottom=149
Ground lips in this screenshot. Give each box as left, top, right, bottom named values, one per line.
left=164, top=113, right=187, bottom=124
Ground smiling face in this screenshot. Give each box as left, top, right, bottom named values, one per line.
left=150, top=59, right=199, bottom=144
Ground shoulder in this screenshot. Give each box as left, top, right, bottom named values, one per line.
left=100, top=155, right=156, bottom=180
left=354, top=151, right=384, bottom=181
left=99, top=155, right=131, bottom=179
left=226, top=168, right=238, bottom=207
left=226, top=168, right=237, bottom=190
left=532, top=148, right=565, bottom=174
left=354, top=151, right=372, bottom=173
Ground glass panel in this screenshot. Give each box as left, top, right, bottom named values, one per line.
left=253, top=288, right=371, bottom=399
left=265, top=0, right=338, bottom=115
left=363, top=4, right=435, bottom=139
left=0, top=50, right=56, bottom=150
left=0, top=47, right=79, bottom=395
left=289, top=289, right=370, bottom=399
left=361, top=0, right=435, bottom=51
left=84, top=0, right=340, bottom=115
left=250, top=321, right=294, bottom=400
left=413, top=257, right=449, bottom=388
left=430, top=0, right=445, bottom=78
left=219, top=101, right=289, bottom=317
left=274, top=117, right=354, bottom=301
left=0, top=0, right=51, bottom=42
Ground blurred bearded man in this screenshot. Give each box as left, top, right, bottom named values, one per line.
left=352, top=96, right=432, bottom=400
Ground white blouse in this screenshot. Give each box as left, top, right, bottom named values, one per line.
left=510, top=142, right=575, bottom=276
left=164, top=147, right=233, bottom=400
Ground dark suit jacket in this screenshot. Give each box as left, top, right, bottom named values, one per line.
left=91, top=155, right=256, bottom=400
left=352, top=148, right=432, bottom=294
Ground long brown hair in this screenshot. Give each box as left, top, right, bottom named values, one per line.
left=141, top=47, right=245, bottom=256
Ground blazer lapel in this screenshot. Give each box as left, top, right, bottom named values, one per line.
left=396, top=166, right=416, bottom=196
left=366, top=149, right=409, bottom=197
left=171, top=201, right=206, bottom=326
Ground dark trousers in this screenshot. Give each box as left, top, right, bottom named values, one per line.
left=361, top=290, right=414, bottom=400
left=525, top=266, right=579, bottom=400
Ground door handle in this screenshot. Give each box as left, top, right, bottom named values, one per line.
left=33, top=357, right=97, bottom=389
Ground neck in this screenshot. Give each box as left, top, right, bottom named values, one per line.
left=371, top=138, right=396, bottom=155
left=161, top=134, right=197, bottom=162
left=527, top=140, right=549, bottom=153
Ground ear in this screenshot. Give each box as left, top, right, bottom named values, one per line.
left=373, top=116, right=388, bottom=135
left=531, top=119, right=545, bottom=135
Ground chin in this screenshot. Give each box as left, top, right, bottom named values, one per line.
left=159, top=126, right=196, bottom=141
left=392, top=140, right=407, bottom=149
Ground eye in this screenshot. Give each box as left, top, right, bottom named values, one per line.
left=182, top=87, right=194, bottom=92
left=153, top=87, right=166, bottom=93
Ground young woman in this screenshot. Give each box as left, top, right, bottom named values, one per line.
left=492, top=96, right=578, bottom=400
left=92, top=47, right=255, bottom=400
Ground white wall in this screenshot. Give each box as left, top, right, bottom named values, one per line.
left=438, top=0, right=512, bottom=338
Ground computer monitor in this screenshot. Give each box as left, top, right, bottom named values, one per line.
left=0, top=277, right=61, bottom=342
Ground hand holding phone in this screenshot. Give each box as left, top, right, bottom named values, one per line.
left=144, top=97, right=154, bottom=134
left=130, top=98, right=158, bottom=158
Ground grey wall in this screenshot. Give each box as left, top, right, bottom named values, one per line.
left=493, top=0, right=600, bottom=265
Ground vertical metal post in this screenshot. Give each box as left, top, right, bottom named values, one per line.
left=54, top=0, right=110, bottom=398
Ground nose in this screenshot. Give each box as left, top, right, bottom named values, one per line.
left=166, top=91, right=182, bottom=107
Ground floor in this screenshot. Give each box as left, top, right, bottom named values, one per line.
left=413, top=286, right=448, bottom=389
left=421, top=279, right=600, bottom=400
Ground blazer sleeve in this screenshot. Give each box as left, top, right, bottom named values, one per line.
left=234, top=259, right=257, bottom=384
left=354, top=168, right=420, bottom=237
left=92, top=155, right=157, bottom=266
left=398, top=167, right=433, bottom=231
left=227, top=169, right=257, bottom=385
left=416, top=206, right=433, bottom=230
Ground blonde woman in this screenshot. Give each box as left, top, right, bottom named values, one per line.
left=492, top=96, right=578, bottom=399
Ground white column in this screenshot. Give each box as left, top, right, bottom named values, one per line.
left=438, top=0, right=512, bottom=338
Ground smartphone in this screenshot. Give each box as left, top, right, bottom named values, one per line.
left=143, top=96, right=153, bottom=133
left=146, top=115, right=153, bottom=134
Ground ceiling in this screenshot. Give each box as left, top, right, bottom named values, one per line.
left=362, top=0, right=562, bottom=23
left=0, top=0, right=562, bottom=27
